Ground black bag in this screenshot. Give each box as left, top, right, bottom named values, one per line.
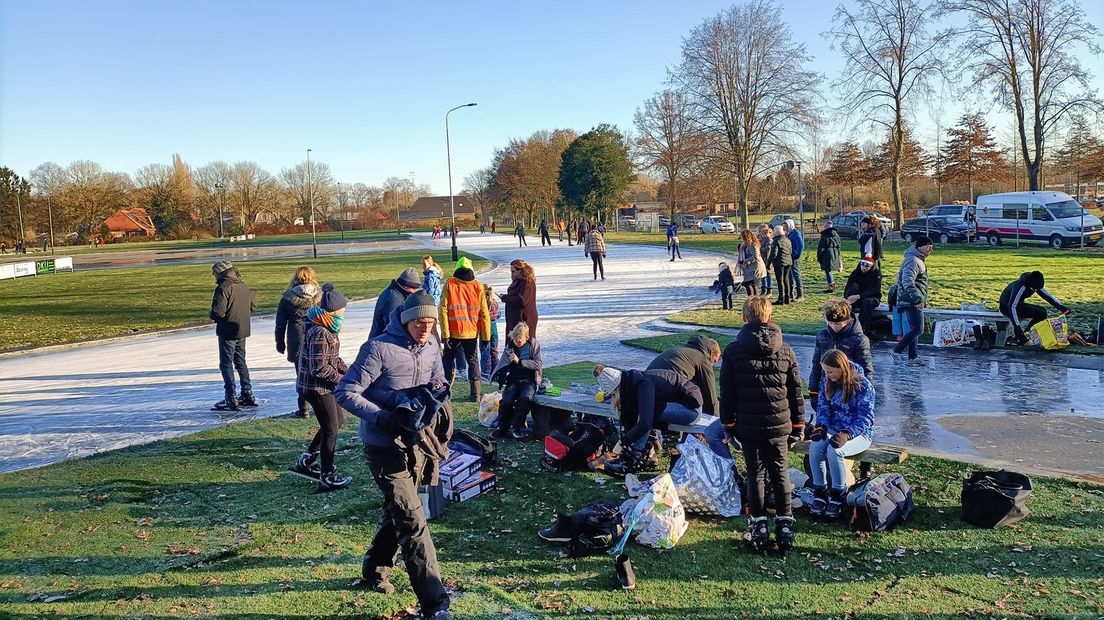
left=847, top=473, right=914, bottom=532
left=566, top=499, right=624, bottom=557
left=540, top=422, right=607, bottom=473
left=448, top=429, right=497, bottom=468
left=961, top=470, right=1032, bottom=528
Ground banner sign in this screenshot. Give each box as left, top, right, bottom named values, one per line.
left=36, top=259, right=55, bottom=275
left=55, top=256, right=74, bottom=271
left=0, top=264, right=14, bottom=280
left=13, top=262, right=36, bottom=277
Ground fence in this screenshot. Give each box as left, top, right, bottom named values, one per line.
left=0, top=257, right=74, bottom=280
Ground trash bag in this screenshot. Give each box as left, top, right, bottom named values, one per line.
left=478, top=392, right=501, bottom=428
left=621, top=473, right=688, bottom=549
left=669, top=435, right=742, bottom=517
left=933, top=319, right=969, bottom=347
left=961, top=470, right=1032, bottom=528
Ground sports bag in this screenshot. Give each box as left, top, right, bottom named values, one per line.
left=447, top=429, right=497, bottom=468
left=540, top=422, right=607, bottom=473
left=961, top=470, right=1032, bottom=528
left=567, top=499, right=625, bottom=557
left=846, top=473, right=914, bottom=532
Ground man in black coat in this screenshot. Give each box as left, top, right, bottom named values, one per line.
left=719, top=296, right=804, bottom=554
left=999, top=270, right=1069, bottom=345
left=369, top=267, right=423, bottom=340
left=646, top=334, right=721, bottom=415
left=844, top=255, right=883, bottom=337
left=210, top=261, right=257, bottom=410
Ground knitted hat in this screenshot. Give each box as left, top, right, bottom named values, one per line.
left=915, top=235, right=934, bottom=248
left=400, top=290, right=437, bottom=324
left=397, top=267, right=422, bottom=289
left=859, top=254, right=874, bottom=267
left=455, top=256, right=473, bottom=271
left=211, top=260, right=234, bottom=275
left=596, top=366, right=622, bottom=395
left=319, top=283, right=347, bottom=312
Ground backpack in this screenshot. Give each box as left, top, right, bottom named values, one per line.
left=540, top=422, right=607, bottom=473
left=960, top=470, right=1032, bottom=529
left=448, top=429, right=497, bottom=468
left=846, top=473, right=914, bottom=532
left=566, top=499, right=625, bottom=557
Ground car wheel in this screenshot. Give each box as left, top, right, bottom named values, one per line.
left=1049, top=234, right=1066, bottom=250
left=903, top=232, right=914, bottom=243
left=939, top=233, right=950, bottom=245
left=987, top=232, right=1001, bottom=247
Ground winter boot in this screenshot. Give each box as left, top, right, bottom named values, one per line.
left=775, top=516, right=796, bottom=557
left=614, top=553, right=637, bottom=590
left=318, top=469, right=351, bottom=492
left=825, top=488, right=846, bottom=519
left=469, top=379, right=481, bottom=403
left=238, top=389, right=258, bottom=407
left=604, top=449, right=640, bottom=477
left=538, top=514, right=574, bottom=543
left=212, top=390, right=239, bottom=411
left=822, top=282, right=836, bottom=294
left=745, top=516, right=770, bottom=556
left=288, top=451, right=322, bottom=480
left=808, top=485, right=828, bottom=517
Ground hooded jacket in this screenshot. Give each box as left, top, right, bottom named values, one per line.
left=719, top=322, right=804, bottom=441
left=439, top=267, right=491, bottom=341
left=275, top=284, right=322, bottom=363
left=787, top=228, right=804, bottom=259
left=335, top=306, right=447, bottom=448
left=814, top=361, right=876, bottom=440
left=369, top=279, right=413, bottom=340
left=422, top=266, right=444, bottom=307
left=998, top=272, right=1067, bottom=320
left=817, top=228, right=842, bottom=272
left=808, top=319, right=873, bottom=393
left=844, top=265, right=882, bottom=302
left=210, top=269, right=256, bottom=339
left=646, top=334, right=719, bottom=415
left=491, top=337, right=543, bottom=386
left=892, top=246, right=928, bottom=308
left=616, top=369, right=703, bottom=449
left=767, top=235, right=793, bottom=268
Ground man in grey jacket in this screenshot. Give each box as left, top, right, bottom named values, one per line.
left=334, top=291, right=453, bottom=620
left=891, top=236, right=933, bottom=365
left=209, top=260, right=257, bottom=410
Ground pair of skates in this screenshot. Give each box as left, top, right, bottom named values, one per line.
left=743, top=515, right=796, bottom=558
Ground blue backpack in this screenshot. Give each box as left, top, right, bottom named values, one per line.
left=846, top=473, right=914, bottom=532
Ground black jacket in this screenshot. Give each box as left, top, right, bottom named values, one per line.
left=844, top=266, right=882, bottom=302
left=275, top=284, right=322, bottom=363
left=646, top=334, right=719, bottom=415
left=808, top=319, right=873, bottom=395
left=858, top=229, right=883, bottom=261
left=998, top=272, right=1067, bottom=318
left=369, top=279, right=412, bottom=340
left=719, top=322, right=804, bottom=442
left=618, top=369, right=702, bottom=449
left=210, top=269, right=255, bottom=339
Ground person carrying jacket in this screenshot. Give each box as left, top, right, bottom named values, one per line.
left=584, top=227, right=607, bottom=280
left=209, top=260, right=257, bottom=411
left=844, top=255, right=883, bottom=338
left=816, top=220, right=842, bottom=293
left=767, top=225, right=794, bottom=305
left=891, top=236, right=933, bottom=365
left=334, top=291, right=454, bottom=620
left=807, top=299, right=873, bottom=411
left=369, top=267, right=423, bottom=340
left=275, top=266, right=322, bottom=418
left=719, top=296, right=804, bottom=555
left=646, top=334, right=721, bottom=416
left=439, top=257, right=491, bottom=402
left=785, top=219, right=805, bottom=301
left=999, top=271, right=1070, bottom=345
left=490, top=323, right=543, bottom=440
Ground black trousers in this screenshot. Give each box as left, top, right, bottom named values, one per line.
left=498, top=380, right=537, bottom=431
left=517, top=234, right=527, bottom=247
left=443, top=337, right=479, bottom=384
left=590, top=252, right=605, bottom=279
left=1006, top=302, right=1048, bottom=338
left=363, top=446, right=449, bottom=614
left=854, top=297, right=880, bottom=336
left=741, top=436, right=792, bottom=517
left=773, top=265, right=793, bottom=304
left=293, top=359, right=307, bottom=415
left=303, top=391, right=343, bottom=473
left=540, top=230, right=552, bottom=245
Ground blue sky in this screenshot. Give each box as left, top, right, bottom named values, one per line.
left=1, top=0, right=1101, bottom=194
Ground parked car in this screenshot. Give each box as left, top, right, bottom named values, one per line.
left=617, top=216, right=637, bottom=230
left=699, top=215, right=736, bottom=234
left=900, top=216, right=973, bottom=244
left=676, top=214, right=697, bottom=229
left=925, top=204, right=970, bottom=218
left=829, top=213, right=863, bottom=239
left=975, top=191, right=1103, bottom=248
left=768, top=214, right=794, bottom=230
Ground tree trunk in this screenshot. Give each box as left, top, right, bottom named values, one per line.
left=890, top=108, right=905, bottom=227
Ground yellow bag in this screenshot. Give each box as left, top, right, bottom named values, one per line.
left=1029, top=317, right=1069, bottom=350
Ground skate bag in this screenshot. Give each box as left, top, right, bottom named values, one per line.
left=540, top=422, right=607, bottom=473
left=960, top=470, right=1032, bottom=528
left=566, top=499, right=625, bottom=557
left=1029, top=317, right=1069, bottom=350
left=447, top=429, right=497, bottom=468
left=846, top=473, right=914, bottom=532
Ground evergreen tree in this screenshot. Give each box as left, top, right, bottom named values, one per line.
left=939, top=113, right=1005, bottom=202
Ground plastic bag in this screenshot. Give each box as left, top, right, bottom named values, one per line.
left=960, top=301, right=988, bottom=312
left=933, top=318, right=969, bottom=347
left=670, top=435, right=742, bottom=517
left=621, top=473, right=688, bottom=549
left=1030, top=317, right=1069, bottom=350
left=477, top=392, right=501, bottom=427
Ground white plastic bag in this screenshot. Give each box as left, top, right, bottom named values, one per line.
left=477, top=392, right=501, bottom=427
left=670, top=435, right=742, bottom=517
left=622, top=473, right=688, bottom=549
left=932, top=318, right=969, bottom=347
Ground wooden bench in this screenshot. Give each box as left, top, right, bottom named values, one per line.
left=790, top=440, right=909, bottom=480
left=530, top=391, right=715, bottom=436
left=874, top=303, right=1012, bottom=346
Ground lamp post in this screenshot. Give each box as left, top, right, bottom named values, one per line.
left=47, top=195, right=55, bottom=255
left=785, top=160, right=804, bottom=235
left=446, top=102, right=477, bottom=261
left=307, top=148, right=317, bottom=259
left=337, top=181, right=345, bottom=241
left=214, top=182, right=225, bottom=239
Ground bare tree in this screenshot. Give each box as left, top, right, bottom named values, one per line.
left=491, top=129, right=576, bottom=225
left=633, top=90, right=705, bottom=216
left=829, top=0, right=943, bottom=226
left=194, top=161, right=232, bottom=230
left=462, top=167, right=496, bottom=224
left=940, top=0, right=1101, bottom=190
left=281, top=161, right=336, bottom=223
left=229, top=161, right=277, bottom=230
left=672, top=0, right=819, bottom=229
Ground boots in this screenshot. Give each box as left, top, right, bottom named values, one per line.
left=745, top=516, right=770, bottom=555
left=238, top=389, right=258, bottom=407
left=822, top=282, right=836, bottom=293
left=469, top=379, right=481, bottom=403
left=775, top=516, right=796, bottom=556
left=825, top=488, right=846, bottom=519
left=808, top=485, right=828, bottom=517
left=614, top=553, right=637, bottom=590
left=288, top=451, right=322, bottom=480
left=604, top=449, right=640, bottom=477
left=538, top=514, right=574, bottom=542
left=213, top=390, right=239, bottom=411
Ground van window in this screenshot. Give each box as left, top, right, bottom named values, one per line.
left=1003, top=203, right=1029, bottom=221
left=1030, top=206, right=1053, bottom=221
left=1046, top=200, right=1087, bottom=219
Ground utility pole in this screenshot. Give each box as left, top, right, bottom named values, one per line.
left=214, top=182, right=225, bottom=238
left=307, top=148, right=317, bottom=259
left=446, top=102, right=477, bottom=262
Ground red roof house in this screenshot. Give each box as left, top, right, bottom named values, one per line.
left=102, top=208, right=157, bottom=237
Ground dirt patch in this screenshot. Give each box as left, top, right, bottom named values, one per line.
left=938, top=415, right=1104, bottom=482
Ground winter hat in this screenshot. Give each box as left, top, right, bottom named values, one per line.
left=1026, top=270, right=1045, bottom=290
left=320, top=283, right=348, bottom=312
left=397, top=267, right=422, bottom=289
left=859, top=255, right=874, bottom=268
left=400, top=290, right=437, bottom=324
left=595, top=366, right=622, bottom=395
left=455, top=256, right=473, bottom=271
left=914, top=235, right=934, bottom=248
left=784, top=218, right=796, bottom=230
left=824, top=220, right=834, bottom=229
left=211, top=260, right=234, bottom=275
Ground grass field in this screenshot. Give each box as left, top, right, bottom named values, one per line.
left=0, top=251, right=487, bottom=352
left=1, top=364, right=1101, bottom=619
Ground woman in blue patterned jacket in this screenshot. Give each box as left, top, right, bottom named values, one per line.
left=808, top=348, right=876, bottom=520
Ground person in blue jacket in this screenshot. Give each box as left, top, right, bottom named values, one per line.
left=785, top=218, right=805, bottom=301
left=808, top=349, right=876, bottom=520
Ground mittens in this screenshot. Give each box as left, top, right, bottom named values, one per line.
left=829, top=431, right=850, bottom=449
left=809, top=425, right=827, bottom=441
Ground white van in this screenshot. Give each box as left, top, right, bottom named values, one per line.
left=974, top=191, right=1103, bottom=249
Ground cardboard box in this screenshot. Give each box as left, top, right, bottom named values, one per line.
left=419, top=484, right=446, bottom=520
left=445, top=470, right=497, bottom=502
left=439, top=453, right=482, bottom=490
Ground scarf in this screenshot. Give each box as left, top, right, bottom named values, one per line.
left=307, top=306, right=343, bottom=333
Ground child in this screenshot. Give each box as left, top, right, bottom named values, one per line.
left=718, top=262, right=736, bottom=310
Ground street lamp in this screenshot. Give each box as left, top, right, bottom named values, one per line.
left=214, top=182, right=225, bottom=239
left=446, top=102, right=477, bottom=262
left=337, top=181, right=345, bottom=241
left=307, top=148, right=317, bottom=259
left=785, top=160, right=805, bottom=235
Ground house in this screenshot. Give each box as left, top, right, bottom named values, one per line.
left=400, top=196, right=478, bottom=223
left=101, top=208, right=157, bottom=238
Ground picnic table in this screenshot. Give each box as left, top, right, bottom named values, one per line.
left=874, top=304, right=1011, bottom=346
left=531, top=391, right=716, bottom=436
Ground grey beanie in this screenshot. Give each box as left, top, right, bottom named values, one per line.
left=212, top=260, right=234, bottom=275
left=400, top=290, right=437, bottom=324
left=397, top=267, right=422, bottom=289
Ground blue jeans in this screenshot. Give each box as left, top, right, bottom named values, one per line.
left=824, top=269, right=835, bottom=285
left=480, top=336, right=498, bottom=380
left=761, top=274, right=771, bottom=292
left=630, top=404, right=731, bottom=461
left=808, top=433, right=872, bottom=491
left=218, top=337, right=251, bottom=395
left=791, top=259, right=803, bottom=297
left=892, top=306, right=924, bottom=359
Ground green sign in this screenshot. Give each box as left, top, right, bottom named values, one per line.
left=35, top=259, right=55, bottom=275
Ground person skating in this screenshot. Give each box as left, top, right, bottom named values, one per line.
left=807, top=349, right=876, bottom=519
left=334, top=291, right=454, bottom=620
left=785, top=219, right=805, bottom=301
left=209, top=260, right=257, bottom=411
left=275, top=266, right=322, bottom=418
left=767, top=225, right=793, bottom=305
left=890, top=236, right=933, bottom=366
left=717, top=262, right=736, bottom=310
left=290, top=283, right=352, bottom=491
left=844, top=256, right=882, bottom=338
left=738, top=229, right=766, bottom=296
left=646, top=334, right=721, bottom=416
left=538, top=218, right=552, bottom=246
left=999, top=271, right=1070, bottom=345
left=439, top=257, right=491, bottom=402
left=369, top=267, right=423, bottom=340
left=719, top=296, right=804, bottom=556
left=807, top=299, right=873, bottom=412
left=584, top=226, right=607, bottom=280
left=490, top=323, right=543, bottom=440
left=816, top=220, right=842, bottom=293
left=515, top=222, right=527, bottom=247
left=668, top=226, right=682, bottom=261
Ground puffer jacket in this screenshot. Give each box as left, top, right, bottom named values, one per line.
left=423, top=266, right=444, bottom=307
left=617, top=369, right=703, bottom=449
left=768, top=235, right=793, bottom=268
left=210, top=269, right=256, bottom=339
left=808, top=319, right=873, bottom=395
left=844, top=265, right=882, bottom=302
left=815, top=362, right=876, bottom=440
left=646, top=334, right=719, bottom=415
left=439, top=268, right=490, bottom=341
left=491, top=337, right=543, bottom=386
left=369, top=279, right=412, bottom=339
left=275, top=284, right=321, bottom=363
left=817, top=228, right=842, bottom=272
left=892, top=246, right=928, bottom=308
left=335, top=306, right=446, bottom=448
left=787, top=229, right=804, bottom=259
left=719, top=322, right=804, bottom=442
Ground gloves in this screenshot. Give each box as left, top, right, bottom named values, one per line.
left=788, top=423, right=804, bottom=447
left=809, top=425, right=827, bottom=441
left=829, top=431, right=851, bottom=449
left=276, top=342, right=286, bottom=355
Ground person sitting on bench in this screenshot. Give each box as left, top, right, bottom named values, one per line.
left=808, top=349, right=876, bottom=520
left=490, top=323, right=542, bottom=441
left=807, top=299, right=873, bottom=412
left=594, top=365, right=730, bottom=476
left=843, top=254, right=882, bottom=337
left=999, top=271, right=1070, bottom=345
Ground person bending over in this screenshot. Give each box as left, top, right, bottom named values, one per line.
left=999, top=270, right=1070, bottom=345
